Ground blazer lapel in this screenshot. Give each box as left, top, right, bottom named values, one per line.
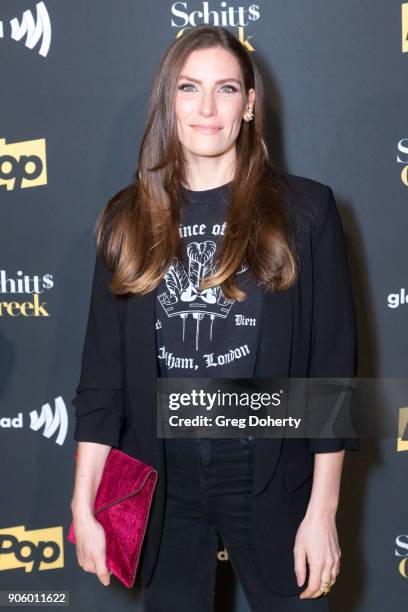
left=126, top=287, right=165, bottom=472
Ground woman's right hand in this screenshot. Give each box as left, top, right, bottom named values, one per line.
left=73, top=513, right=111, bottom=586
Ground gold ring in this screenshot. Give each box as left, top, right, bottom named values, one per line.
left=319, top=582, right=331, bottom=595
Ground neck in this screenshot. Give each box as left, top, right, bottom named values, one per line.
left=181, top=143, right=236, bottom=191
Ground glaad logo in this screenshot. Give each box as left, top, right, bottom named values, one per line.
left=30, top=397, right=68, bottom=446
left=0, top=397, right=67, bottom=445
left=395, top=534, right=408, bottom=578
left=403, top=3, right=408, bottom=53
left=0, top=526, right=64, bottom=573
left=0, top=137, right=47, bottom=191
left=397, top=138, right=408, bottom=186
left=171, top=2, right=261, bottom=51
left=0, top=270, right=53, bottom=317
left=387, top=288, right=408, bottom=309
left=0, top=1, right=51, bottom=57
left=397, top=407, right=408, bottom=452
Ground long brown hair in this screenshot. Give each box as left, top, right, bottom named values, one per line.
left=95, top=25, right=299, bottom=301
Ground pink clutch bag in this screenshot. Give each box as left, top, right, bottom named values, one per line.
left=67, top=447, right=158, bottom=588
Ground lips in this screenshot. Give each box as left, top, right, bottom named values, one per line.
left=190, top=125, right=222, bottom=134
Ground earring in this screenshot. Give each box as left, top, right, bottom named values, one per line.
left=245, top=107, right=254, bottom=121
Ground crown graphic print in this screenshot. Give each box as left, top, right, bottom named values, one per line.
left=157, top=239, right=248, bottom=351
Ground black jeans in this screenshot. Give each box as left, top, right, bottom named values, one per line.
left=141, top=437, right=329, bottom=612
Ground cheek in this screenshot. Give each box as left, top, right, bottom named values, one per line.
left=175, top=96, right=195, bottom=120
left=223, top=113, right=244, bottom=135
left=220, top=101, right=245, bottom=124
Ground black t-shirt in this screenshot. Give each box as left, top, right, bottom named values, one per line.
left=154, top=181, right=264, bottom=378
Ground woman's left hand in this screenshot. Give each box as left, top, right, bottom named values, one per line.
left=293, top=510, right=340, bottom=599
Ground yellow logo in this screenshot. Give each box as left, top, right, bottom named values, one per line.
left=397, top=407, right=408, bottom=451
left=0, top=525, right=64, bottom=573
left=403, top=3, right=408, bottom=52
left=0, top=294, right=49, bottom=317
left=0, top=137, right=47, bottom=191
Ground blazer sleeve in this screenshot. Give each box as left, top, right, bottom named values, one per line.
left=71, top=250, right=125, bottom=447
left=307, top=186, right=359, bottom=453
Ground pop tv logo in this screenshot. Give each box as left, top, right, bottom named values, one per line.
left=0, top=270, right=54, bottom=317
left=403, top=3, right=408, bottom=53
left=397, top=407, right=408, bottom=452
left=0, top=137, right=47, bottom=191
left=0, top=525, right=64, bottom=574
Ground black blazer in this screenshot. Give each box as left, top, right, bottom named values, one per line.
left=71, top=171, right=359, bottom=596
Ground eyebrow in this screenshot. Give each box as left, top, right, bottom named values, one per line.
left=178, top=75, right=242, bottom=86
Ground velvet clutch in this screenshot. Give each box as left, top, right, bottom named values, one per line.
left=67, top=447, right=158, bottom=588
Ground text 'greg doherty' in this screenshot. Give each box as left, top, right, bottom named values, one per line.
left=168, top=415, right=302, bottom=429
left=167, top=389, right=284, bottom=411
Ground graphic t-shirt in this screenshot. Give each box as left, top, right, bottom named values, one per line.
left=154, top=181, right=264, bottom=378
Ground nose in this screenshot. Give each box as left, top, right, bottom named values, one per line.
left=198, top=89, right=217, bottom=117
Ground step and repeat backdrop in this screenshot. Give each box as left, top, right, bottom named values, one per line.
left=1, top=1, right=407, bottom=611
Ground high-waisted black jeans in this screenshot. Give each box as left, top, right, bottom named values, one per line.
left=141, top=437, right=329, bottom=612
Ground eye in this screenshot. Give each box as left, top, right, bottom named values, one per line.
left=220, top=85, right=238, bottom=93
left=178, top=83, right=196, bottom=92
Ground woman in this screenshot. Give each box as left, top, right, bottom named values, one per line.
left=70, top=25, right=358, bottom=611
